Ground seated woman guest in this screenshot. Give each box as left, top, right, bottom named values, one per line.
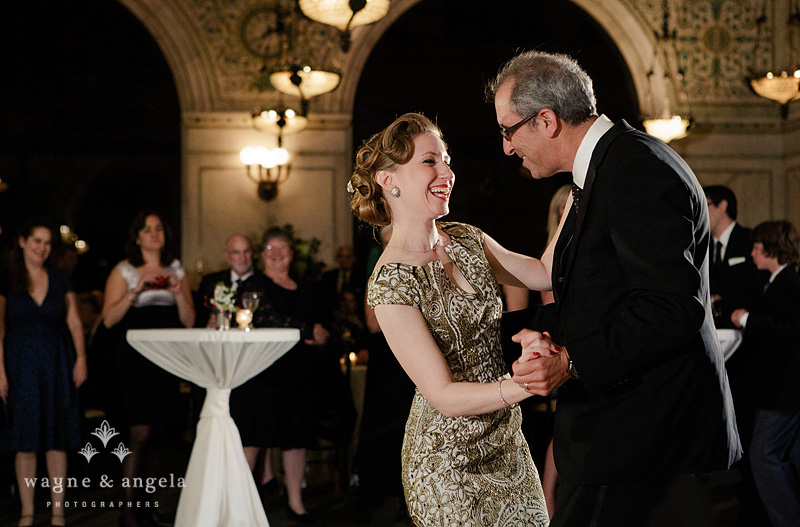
left=101, top=210, right=194, bottom=527
left=0, top=220, right=87, bottom=527
left=351, top=113, right=566, bottom=526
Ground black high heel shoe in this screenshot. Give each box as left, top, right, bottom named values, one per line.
left=257, top=477, right=281, bottom=497
left=286, top=505, right=316, bottom=525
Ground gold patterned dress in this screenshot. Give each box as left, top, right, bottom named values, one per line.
left=367, top=222, right=549, bottom=527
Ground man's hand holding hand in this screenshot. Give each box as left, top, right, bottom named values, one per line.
left=511, top=330, right=571, bottom=396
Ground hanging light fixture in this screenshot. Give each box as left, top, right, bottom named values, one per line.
left=245, top=1, right=341, bottom=100
left=252, top=107, right=308, bottom=135
left=643, top=115, right=692, bottom=143
left=240, top=111, right=299, bottom=202
left=267, top=3, right=341, bottom=99
left=642, top=0, right=692, bottom=143
left=748, top=1, right=800, bottom=118
left=269, top=65, right=340, bottom=99
left=299, top=0, right=391, bottom=51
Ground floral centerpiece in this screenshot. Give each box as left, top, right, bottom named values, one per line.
left=210, top=282, right=236, bottom=330
left=211, top=282, right=236, bottom=312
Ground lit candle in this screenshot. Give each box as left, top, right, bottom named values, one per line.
left=235, top=308, right=253, bottom=330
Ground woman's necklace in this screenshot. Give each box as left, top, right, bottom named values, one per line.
left=386, top=238, right=443, bottom=254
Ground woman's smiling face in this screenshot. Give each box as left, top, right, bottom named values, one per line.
left=19, top=226, right=53, bottom=266
left=389, top=132, right=454, bottom=220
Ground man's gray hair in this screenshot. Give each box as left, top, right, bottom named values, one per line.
left=486, top=51, right=598, bottom=125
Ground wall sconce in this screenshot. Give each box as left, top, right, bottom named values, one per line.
left=240, top=108, right=304, bottom=202
left=299, top=0, right=391, bottom=52
left=240, top=145, right=291, bottom=202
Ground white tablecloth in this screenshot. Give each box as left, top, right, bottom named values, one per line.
left=716, top=328, right=744, bottom=362
left=126, top=328, right=299, bottom=527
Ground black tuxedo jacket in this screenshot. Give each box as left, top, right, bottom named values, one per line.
left=540, top=120, right=740, bottom=485
left=744, top=266, right=800, bottom=412
left=710, top=223, right=766, bottom=328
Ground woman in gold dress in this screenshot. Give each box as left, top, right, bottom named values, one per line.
left=349, top=113, right=567, bottom=526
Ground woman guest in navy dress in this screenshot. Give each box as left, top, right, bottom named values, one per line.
left=0, top=221, right=88, bottom=527
left=101, top=211, right=194, bottom=527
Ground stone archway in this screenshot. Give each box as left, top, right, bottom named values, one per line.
left=116, top=0, right=215, bottom=112
left=331, top=0, right=663, bottom=117
left=116, top=0, right=664, bottom=117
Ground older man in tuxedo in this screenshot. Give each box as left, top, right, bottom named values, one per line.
left=195, top=233, right=256, bottom=327
left=488, top=50, right=741, bottom=526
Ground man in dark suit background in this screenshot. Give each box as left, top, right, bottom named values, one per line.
left=488, top=51, right=741, bottom=526
left=320, top=244, right=364, bottom=312
left=195, top=233, right=256, bottom=328
left=704, top=185, right=769, bottom=525
left=704, top=185, right=766, bottom=329
left=731, top=220, right=800, bottom=526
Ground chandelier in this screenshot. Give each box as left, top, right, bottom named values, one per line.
left=244, top=1, right=341, bottom=100
left=269, top=65, right=340, bottom=99
left=642, top=0, right=692, bottom=143
left=253, top=107, right=308, bottom=135
left=748, top=1, right=800, bottom=118
left=643, top=115, right=692, bottom=143
left=298, top=0, right=391, bottom=51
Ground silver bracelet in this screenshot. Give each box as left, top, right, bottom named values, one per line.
left=498, top=379, right=517, bottom=409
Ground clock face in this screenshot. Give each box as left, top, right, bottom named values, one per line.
left=241, top=7, right=283, bottom=60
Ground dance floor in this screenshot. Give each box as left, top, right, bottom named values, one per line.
left=0, top=436, right=747, bottom=527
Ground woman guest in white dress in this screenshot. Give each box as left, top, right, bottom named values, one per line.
left=101, top=210, right=194, bottom=527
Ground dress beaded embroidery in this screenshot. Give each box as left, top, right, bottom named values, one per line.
left=367, top=222, right=549, bottom=526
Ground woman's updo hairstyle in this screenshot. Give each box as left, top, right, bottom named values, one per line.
left=349, top=113, right=445, bottom=226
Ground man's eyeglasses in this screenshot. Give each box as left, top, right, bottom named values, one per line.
left=499, top=110, right=540, bottom=141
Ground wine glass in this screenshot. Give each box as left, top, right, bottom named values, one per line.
left=241, top=292, right=260, bottom=329
left=242, top=292, right=260, bottom=312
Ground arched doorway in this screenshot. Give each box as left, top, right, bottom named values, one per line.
left=0, top=0, right=181, bottom=291
left=352, top=0, right=639, bottom=259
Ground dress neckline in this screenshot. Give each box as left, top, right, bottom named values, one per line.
left=378, top=231, right=478, bottom=297
left=27, top=268, right=51, bottom=308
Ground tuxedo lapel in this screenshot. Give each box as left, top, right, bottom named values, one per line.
left=559, top=120, right=634, bottom=299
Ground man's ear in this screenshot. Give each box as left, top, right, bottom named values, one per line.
left=538, top=109, right=561, bottom=138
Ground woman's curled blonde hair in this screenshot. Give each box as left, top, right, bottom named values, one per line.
left=349, top=112, right=444, bottom=226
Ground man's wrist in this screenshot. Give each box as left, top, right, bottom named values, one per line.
left=564, top=346, right=579, bottom=380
